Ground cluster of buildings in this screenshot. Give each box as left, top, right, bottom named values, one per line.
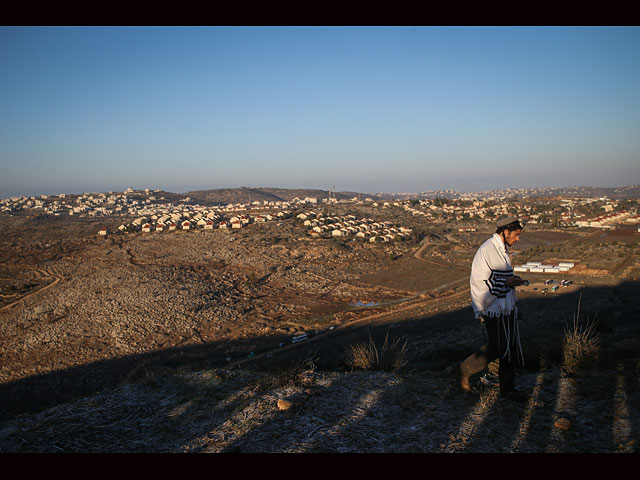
left=2, top=193, right=74, bottom=215
left=298, top=211, right=413, bottom=243
left=557, top=198, right=640, bottom=228
left=1, top=189, right=170, bottom=217
left=514, top=261, right=575, bottom=274
left=401, top=196, right=640, bottom=229
left=574, top=210, right=640, bottom=229
left=0, top=193, right=526, bottom=224
left=5, top=187, right=639, bottom=234
left=0, top=188, right=324, bottom=219
left=401, top=199, right=530, bottom=223
left=102, top=209, right=288, bottom=235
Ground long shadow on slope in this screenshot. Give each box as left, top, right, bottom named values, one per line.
left=228, top=280, right=640, bottom=453
left=216, top=282, right=640, bottom=452
left=1, top=280, right=639, bottom=441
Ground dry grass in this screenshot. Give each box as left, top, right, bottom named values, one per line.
left=562, top=293, right=600, bottom=376
left=344, top=331, right=408, bottom=372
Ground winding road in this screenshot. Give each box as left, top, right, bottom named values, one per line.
left=0, top=266, right=63, bottom=312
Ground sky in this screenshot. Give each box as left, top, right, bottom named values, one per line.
left=1, top=26, right=639, bottom=198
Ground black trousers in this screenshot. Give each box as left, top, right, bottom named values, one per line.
left=460, top=311, right=520, bottom=392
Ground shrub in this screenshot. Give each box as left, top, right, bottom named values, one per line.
left=562, top=293, right=600, bottom=376
left=344, top=331, right=408, bottom=373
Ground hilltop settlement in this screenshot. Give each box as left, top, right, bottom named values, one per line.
left=3, top=185, right=640, bottom=235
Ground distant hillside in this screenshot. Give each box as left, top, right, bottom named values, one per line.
left=401, top=185, right=640, bottom=201
left=185, top=187, right=376, bottom=205
left=548, top=185, right=640, bottom=199
left=132, top=185, right=640, bottom=207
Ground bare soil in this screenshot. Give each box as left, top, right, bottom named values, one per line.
left=1, top=212, right=639, bottom=453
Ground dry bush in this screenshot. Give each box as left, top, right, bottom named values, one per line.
left=345, top=331, right=408, bottom=373
left=562, top=294, right=600, bottom=376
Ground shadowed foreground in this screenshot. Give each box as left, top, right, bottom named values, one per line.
left=1, top=281, right=639, bottom=453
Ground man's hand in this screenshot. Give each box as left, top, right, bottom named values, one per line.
left=506, top=275, right=527, bottom=287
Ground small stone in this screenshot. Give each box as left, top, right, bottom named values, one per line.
left=277, top=399, right=295, bottom=411
left=554, top=417, right=572, bottom=430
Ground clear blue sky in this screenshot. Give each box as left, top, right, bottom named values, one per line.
left=1, top=26, right=639, bottom=197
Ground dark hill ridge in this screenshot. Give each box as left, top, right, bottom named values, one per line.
left=182, top=185, right=640, bottom=206
left=185, top=187, right=374, bottom=205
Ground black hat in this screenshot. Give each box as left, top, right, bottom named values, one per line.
left=497, top=216, right=523, bottom=229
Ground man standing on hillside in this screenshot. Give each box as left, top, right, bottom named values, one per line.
left=457, top=217, right=528, bottom=401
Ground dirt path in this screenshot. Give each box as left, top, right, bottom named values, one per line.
left=413, top=241, right=467, bottom=272
left=0, top=266, right=63, bottom=312
left=412, top=241, right=469, bottom=291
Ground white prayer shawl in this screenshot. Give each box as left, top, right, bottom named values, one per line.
left=470, top=233, right=523, bottom=364
left=470, top=233, right=517, bottom=318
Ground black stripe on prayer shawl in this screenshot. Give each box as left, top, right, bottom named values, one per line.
left=485, top=269, right=514, bottom=298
